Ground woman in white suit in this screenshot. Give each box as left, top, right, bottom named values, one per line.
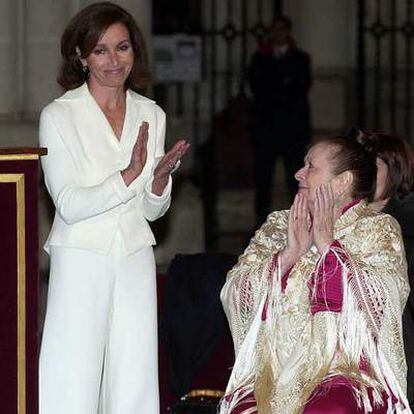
left=39, top=3, right=189, bottom=413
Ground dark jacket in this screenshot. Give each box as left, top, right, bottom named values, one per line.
left=248, top=43, right=311, bottom=131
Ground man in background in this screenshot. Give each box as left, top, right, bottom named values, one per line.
left=248, top=15, right=311, bottom=225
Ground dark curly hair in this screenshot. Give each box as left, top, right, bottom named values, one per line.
left=58, top=2, right=150, bottom=91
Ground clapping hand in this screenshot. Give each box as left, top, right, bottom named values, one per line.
left=122, top=121, right=149, bottom=186
left=152, top=140, right=190, bottom=195
left=312, top=184, right=335, bottom=254
left=122, top=121, right=190, bottom=192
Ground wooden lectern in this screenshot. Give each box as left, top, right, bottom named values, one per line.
left=0, top=148, right=47, bottom=414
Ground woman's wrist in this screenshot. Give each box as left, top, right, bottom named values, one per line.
left=121, top=167, right=136, bottom=187
left=279, top=248, right=299, bottom=272
left=315, top=238, right=333, bottom=255
left=151, top=175, right=169, bottom=196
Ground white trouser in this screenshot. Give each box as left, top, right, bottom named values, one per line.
left=39, top=233, right=159, bottom=414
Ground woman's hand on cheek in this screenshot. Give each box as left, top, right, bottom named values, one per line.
left=282, top=192, right=313, bottom=268
left=312, top=184, right=335, bottom=254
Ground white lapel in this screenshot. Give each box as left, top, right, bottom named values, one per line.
left=55, top=83, right=159, bottom=175
left=122, top=90, right=158, bottom=161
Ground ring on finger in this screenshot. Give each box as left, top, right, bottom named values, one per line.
left=168, top=159, right=181, bottom=173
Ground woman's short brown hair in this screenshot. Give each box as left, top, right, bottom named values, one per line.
left=58, top=1, right=150, bottom=91
left=364, top=132, right=414, bottom=199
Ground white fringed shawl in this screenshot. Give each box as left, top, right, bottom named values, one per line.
left=220, top=201, right=411, bottom=414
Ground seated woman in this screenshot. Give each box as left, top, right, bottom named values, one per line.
left=365, top=131, right=414, bottom=409
left=220, top=135, right=411, bottom=413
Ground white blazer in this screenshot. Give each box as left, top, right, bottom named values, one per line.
left=39, top=83, right=172, bottom=255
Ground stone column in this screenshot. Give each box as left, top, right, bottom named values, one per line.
left=0, top=0, right=21, bottom=117
left=284, top=0, right=356, bottom=69
left=24, top=0, right=73, bottom=117
left=284, top=0, right=357, bottom=132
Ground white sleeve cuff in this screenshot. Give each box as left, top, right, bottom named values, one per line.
left=109, top=171, right=137, bottom=203
left=145, top=175, right=172, bottom=204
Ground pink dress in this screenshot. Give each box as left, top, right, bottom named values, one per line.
left=229, top=385, right=387, bottom=414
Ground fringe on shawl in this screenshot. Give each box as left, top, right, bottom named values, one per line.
left=219, top=254, right=283, bottom=414
left=309, top=246, right=411, bottom=414
left=220, top=244, right=411, bottom=414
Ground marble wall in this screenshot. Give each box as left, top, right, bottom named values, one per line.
left=0, top=0, right=151, bottom=120
left=285, top=0, right=357, bottom=133
left=0, top=0, right=362, bottom=135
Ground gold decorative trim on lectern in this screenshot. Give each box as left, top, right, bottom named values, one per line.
left=185, top=389, right=225, bottom=399
left=0, top=173, right=26, bottom=414
left=0, top=147, right=47, bottom=162
left=0, top=155, right=41, bottom=161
